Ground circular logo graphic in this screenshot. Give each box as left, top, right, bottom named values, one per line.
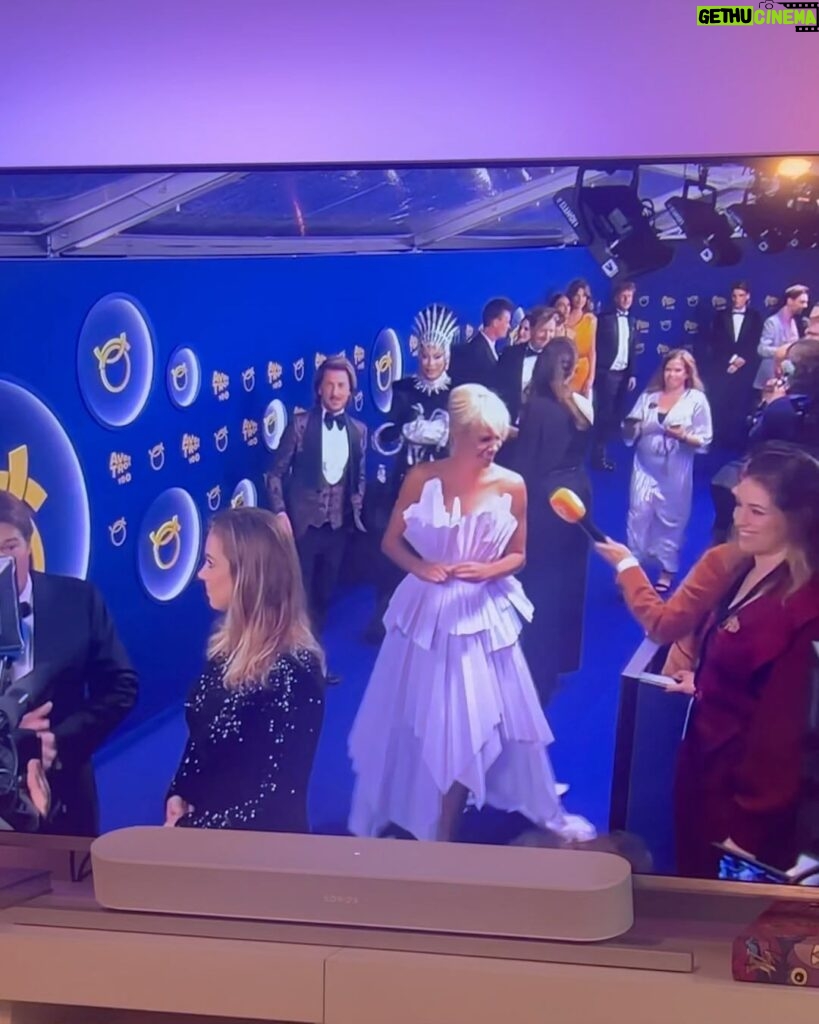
left=166, top=346, right=201, bottom=409
left=77, top=294, right=155, bottom=428
left=0, top=380, right=91, bottom=578
left=370, top=328, right=403, bottom=414
left=262, top=399, right=288, bottom=452
left=137, top=487, right=202, bottom=603
left=230, top=479, right=258, bottom=508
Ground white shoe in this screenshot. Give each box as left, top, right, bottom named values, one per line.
left=556, top=813, right=597, bottom=843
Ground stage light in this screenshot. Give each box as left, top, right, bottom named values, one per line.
left=554, top=168, right=672, bottom=279
left=726, top=197, right=788, bottom=254
left=777, top=157, right=812, bottom=180
left=664, top=170, right=742, bottom=266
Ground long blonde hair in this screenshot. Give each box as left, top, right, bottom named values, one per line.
left=206, top=508, right=324, bottom=687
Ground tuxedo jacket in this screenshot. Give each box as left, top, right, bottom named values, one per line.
left=449, top=332, right=501, bottom=392
left=266, top=406, right=367, bottom=538
left=708, top=308, right=763, bottom=374
left=497, top=344, right=537, bottom=424
left=17, top=572, right=138, bottom=836
left=594, top=311, right=638, bottom=380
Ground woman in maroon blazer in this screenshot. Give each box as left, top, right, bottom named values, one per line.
left=596, top=442, right=819, bottom=878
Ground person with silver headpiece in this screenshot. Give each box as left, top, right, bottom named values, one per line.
left=364, top=304, right=456, bottom=644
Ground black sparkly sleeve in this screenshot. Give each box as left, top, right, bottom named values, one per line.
left=178, top=651, right=325, bottom=832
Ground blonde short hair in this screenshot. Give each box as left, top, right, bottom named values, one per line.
left=448, top=383, right=510, bottom=440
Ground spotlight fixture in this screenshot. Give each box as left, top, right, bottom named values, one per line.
left=554, top=168, right=672, bottom=279
left=727, top=172, right=819, bottom=253
left=665, top=169, right=742, bottom=266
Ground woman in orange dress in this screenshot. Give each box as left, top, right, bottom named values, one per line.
left=565, top=279, right=597, bottom=398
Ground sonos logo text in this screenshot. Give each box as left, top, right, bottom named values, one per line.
left=323, top=894, right=359, bottom=905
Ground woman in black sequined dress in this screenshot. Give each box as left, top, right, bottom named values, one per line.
left=165, top=508, right=326, bottom=833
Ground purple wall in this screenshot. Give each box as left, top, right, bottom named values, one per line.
left=1, top=0, right=816, bottom=168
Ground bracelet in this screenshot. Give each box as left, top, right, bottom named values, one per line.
left=615, top=556, right=640, bottom=575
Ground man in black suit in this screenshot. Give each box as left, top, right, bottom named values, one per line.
left=449, top=297, right=514, bottom=392
left=265, top=355, right=367, bottom=634
left=497, top=305, right=559, bottom=424
left=0, top=490, right=138, bottom=836
left=592, top=280, right=638, bottom=470
left=706, top=280, right=763, bottom=451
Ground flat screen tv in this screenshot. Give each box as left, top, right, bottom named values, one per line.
left=0, top=155, right=817, bottom=898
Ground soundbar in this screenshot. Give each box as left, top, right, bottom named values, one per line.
left=92, top=827, right=633, bottom=942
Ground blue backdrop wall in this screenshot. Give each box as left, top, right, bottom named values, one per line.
left=1, top=242, right=817, bottom=746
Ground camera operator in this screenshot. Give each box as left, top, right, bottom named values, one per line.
left=0, top=491, right=138, bottom=835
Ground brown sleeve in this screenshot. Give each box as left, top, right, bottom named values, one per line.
left=264, top=419, right=300, bottom=514
left=618, top=543, right=747, bottom=646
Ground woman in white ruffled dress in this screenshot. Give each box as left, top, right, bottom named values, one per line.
left=348, top=384, right=595, bottom=843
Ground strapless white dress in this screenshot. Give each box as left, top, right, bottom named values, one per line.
left=347, top=477, right=594, bottom=843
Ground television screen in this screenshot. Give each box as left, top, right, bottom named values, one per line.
left=0, top=157, right=817, bottom=888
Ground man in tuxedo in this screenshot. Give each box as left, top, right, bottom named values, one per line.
left=449, top=297, right=514, bottom=391
left=497, top=305, right=559, bottom=424
left=0, top=490, right=138, bottom=836
left=265, top=355, right=367, bottom=634
left=593, top=280, right=638, bottom=470
left=706, top=280, right=763, bottom=451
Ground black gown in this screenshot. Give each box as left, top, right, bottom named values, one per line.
left=364, top=374, right=451, bottom=641
left=513, top=394, right=594, bottom=706
left=167, top=648, right=325, bottom=832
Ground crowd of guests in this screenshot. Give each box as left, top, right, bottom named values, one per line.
left=4, top=275, right=819, bottom=885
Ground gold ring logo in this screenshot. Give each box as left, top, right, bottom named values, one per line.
left=354, top=391, right=364, bottom=412
left=231, top=491, right=245, bottom=508
left=293, top=358, right=305, bottom=382
left=375, top=352, right=393, bottom=392
left=170, top=363, right=188, bottom=391
left=148, top=443, right=165, bottom=471
left=264, top=411, right=277, bottom=434
left=0, top=445, right=48, bottom=571
left=242, top=368, right=256, bottom=392
left=108, top=517, right=127, bottom=547
left=93, top=333, right=132, bottom=394
left=149, top=514, right=182, bottom=570
left=214, top=427, right=229, bottom=453
left=206, top=486, right=222, bottom=511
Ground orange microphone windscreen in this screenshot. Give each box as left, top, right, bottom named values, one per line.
left=549, top=487, right=587, bottom=524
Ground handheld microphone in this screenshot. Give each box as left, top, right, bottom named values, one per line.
left=0, top=661, right=54, bottom=736
left=549, top=488, right=608, bottom=543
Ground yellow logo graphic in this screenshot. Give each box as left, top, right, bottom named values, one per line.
left=108, top=517, right=127, bottom=547
left=149, top=515, right=182, bottom=571
left=264, top=409, right=277, bottom=434
left=0, top=445, right=47, bottom=571
left=354, top=390, right=364, bottom=412
left=181, top=433, right=201, bottom=464
left=109, top=451, right=133, bottom=485
left=661, top=296, right=676, bottom=309
left=354, top=346, right=366, bottom=369
left=684, top=320, right=699, bottom=334
left=206, top=485, right=222, bottom=512
left=635, top=319, right=650, bottom=333
left=293, top=358, right=305, bottom=382
left=148, top=443, right=165, bottom=471
left=214, top=426, right=229, bottom=453
left=267, top=361, right=283, bottom=388
left=242, top=367, right=256, bottom=392
left=170, top=362, right=188, bottom=391
left=657, top=343, right=671, bottom=356
left=660, top=320, right=672, bottom=332
left=93, top=332, right=132, bottom=394
left=242, top=419, right=259, bottom=446
left=712, top=295, right=727, bottom=309
left=315, top=352, right=327, bottom=370
left=212, top=371, right=230, bottom=401
left=765, top=294, right=779, bottom=308
left=231, top=491, right=245, bottom=508
left=375, top=351, right=393, bottom=391
left=687, top=295, right=700, bottom=307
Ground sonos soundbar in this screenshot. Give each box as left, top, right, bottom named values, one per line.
left=91, top=827, right=634, bottom=942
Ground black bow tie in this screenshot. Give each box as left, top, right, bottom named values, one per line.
left=525, top=346, right=541, bottom=357
left=324, top=412, right=345, bottom=430
left=733, top=310, right=746, bottom=315
left=617, top=311, right=629, bottom=317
